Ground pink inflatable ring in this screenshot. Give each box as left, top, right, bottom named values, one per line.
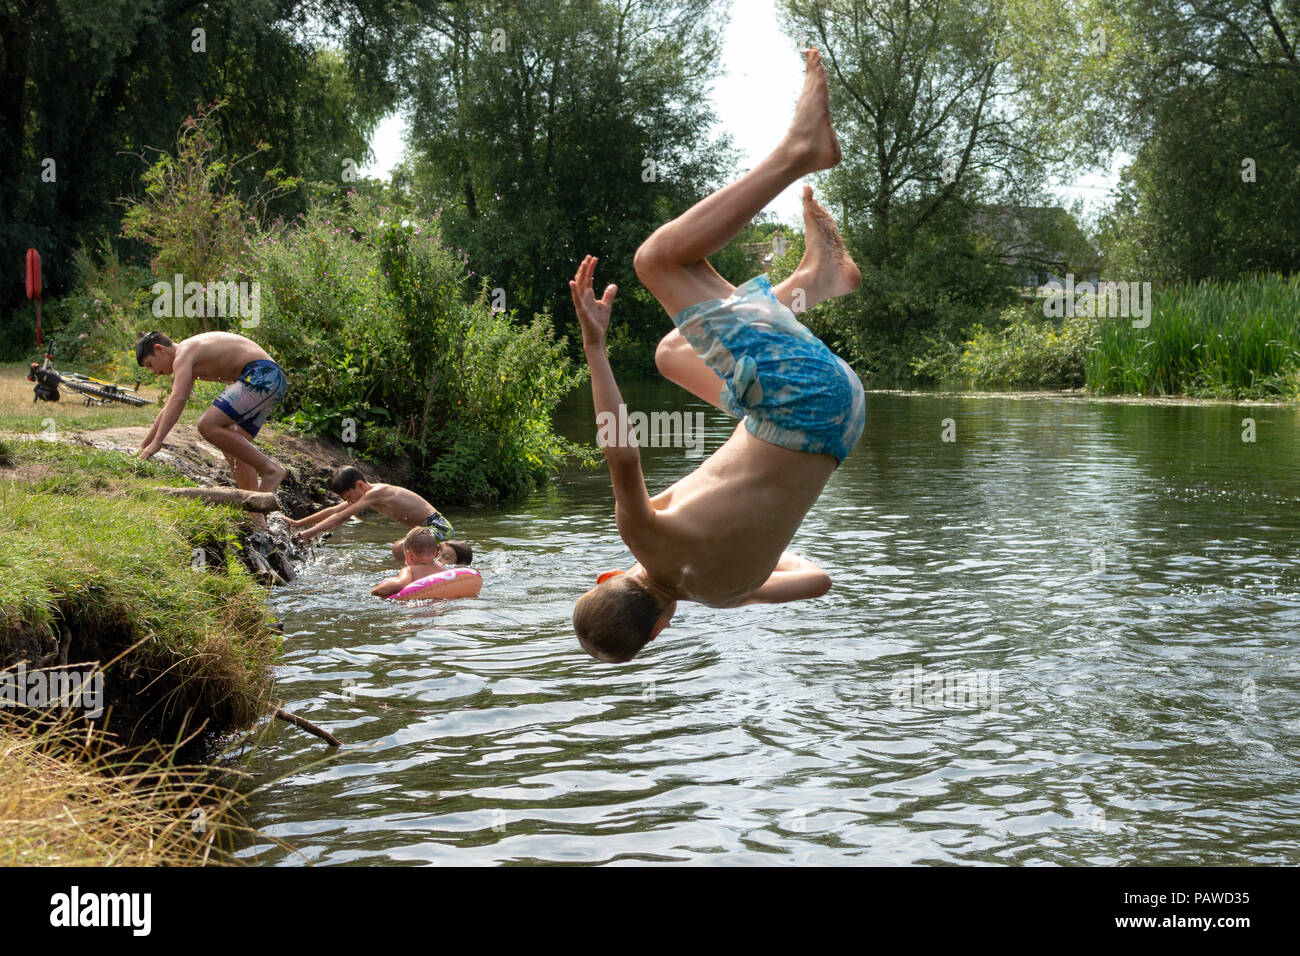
left=389, top=566, right=483, bottom=601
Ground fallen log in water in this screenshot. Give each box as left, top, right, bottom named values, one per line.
left=152, top=486, right=279, bottom=513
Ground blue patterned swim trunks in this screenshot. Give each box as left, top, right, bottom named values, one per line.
left=421, top=511, right=455, bottom=542
left=671, top=275, right=865, bottom=465
left=212, top=359, right=287, bottom=438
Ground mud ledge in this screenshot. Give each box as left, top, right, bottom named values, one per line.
left=0, top=434, right=353, bottom=760
left=0, top=424, right=405, bottom=754
left=75, top=422, right=412, bottom=518
left=0, top=426, right=381, bottom=863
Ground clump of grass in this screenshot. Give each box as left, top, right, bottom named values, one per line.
left=0, top=704, right=250, bottom=866
left=1086, top=274, right=1300, bottom=398
left=0, top=440, right=280, bottom=747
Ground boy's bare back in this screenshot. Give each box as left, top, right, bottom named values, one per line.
left=360, top=483, right=440, bottom=527
left=173, top=332, right=272, bottom=383
left=628, top=426, right=837, bottom=607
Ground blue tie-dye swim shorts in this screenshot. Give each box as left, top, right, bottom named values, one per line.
left=212, top=358, right=288, bottom=438
left=671, top=275, right=865, bottom=465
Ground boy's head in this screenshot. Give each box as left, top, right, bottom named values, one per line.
left=135, top=331, right=176, bottom=374
left=573, top=571, right=675, bottom=663
left=402, top=526, right=441, bottom=565
left=331, top=465, right=369, bottom=502
left=442, top=540, right=472, bottom=565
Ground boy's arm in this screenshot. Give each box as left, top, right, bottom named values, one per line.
left=299, top=490, right=376, bottom=540
left=138, top=360, right=196, bottom=460
left=371, top=568, right=411, bottom=597
left=288, top=500, right=348, bottom=529
left=569, top=256, right=655, bottom=531
left=739, top=553, right=832, bottom=605
left=139, top=414, right=162, bottom=448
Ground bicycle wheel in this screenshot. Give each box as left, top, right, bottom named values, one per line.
left=62, top=378, right=152, bottom=407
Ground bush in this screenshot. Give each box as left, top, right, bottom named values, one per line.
left=256, top=194, right=591, bottom=503
left=0, top=304, right=37, bottom=362
left=606, top=323, right=657, bottom=376
left=120, top=102, right=296, bottom=339
left=41, top=241, right=153, bottom=382
left=915, top=304, right=1097, bottom=389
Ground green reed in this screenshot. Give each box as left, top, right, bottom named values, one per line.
left=1085, top=274, right=1300, bottom=398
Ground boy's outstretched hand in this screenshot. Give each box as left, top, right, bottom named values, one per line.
left=570, top=255, right=617, bottom=349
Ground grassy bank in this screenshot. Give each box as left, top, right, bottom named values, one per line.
left=0, top=436, right=284, bottom=864
left=0, top=440, right=281, bottom=745
left=1086, top=274, right=1300, bottom=398
left=0, top=361, right=161, bottom=435
left=915, top=275, right=1300, bottom=399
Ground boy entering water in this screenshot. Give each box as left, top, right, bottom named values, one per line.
left=135, top=330, right=288, bottom=493
left=291, top=466, right=470, bottom=566
left=570, top=48, right=864, bottom=663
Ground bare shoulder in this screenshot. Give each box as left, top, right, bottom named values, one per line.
left=618, top=499, right=682, bottom=563
left=172, top=336, right=200, bottom=361
left=182, top=331, right=226, bottom=352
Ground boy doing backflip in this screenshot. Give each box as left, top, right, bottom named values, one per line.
left=571, top=48, right=866, bottom=663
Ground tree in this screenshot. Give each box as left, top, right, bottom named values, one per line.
left=397, top=0, right=735, bottom=346
left=1090, top=0, right=1300, bottom=280
left=777, top=0, right=1060, bottom=379
left=0, top=0, right=416, bottom=322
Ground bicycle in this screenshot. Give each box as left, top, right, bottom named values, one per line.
left=27, top=353, right=152, bottom=408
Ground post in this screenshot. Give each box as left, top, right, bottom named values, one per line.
left=25, top=248, right=42, bottom=348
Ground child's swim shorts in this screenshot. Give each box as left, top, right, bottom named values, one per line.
left=670, top=275, right=865, bottom=464
left=421, top=511, right=455, bottom=542
left=212, top=358, right=288, bottom=438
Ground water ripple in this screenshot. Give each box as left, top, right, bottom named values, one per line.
left=235, top=388, right=1300, bottom=865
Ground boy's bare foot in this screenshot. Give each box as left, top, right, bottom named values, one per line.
left=259, top=461, right=287, bottom=494
left=782, top=47, right=841, bottom=174
left=787, top=186, right=860, bottom=308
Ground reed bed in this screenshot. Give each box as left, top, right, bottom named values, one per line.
left=1086, top=274, right=1300, bottom=398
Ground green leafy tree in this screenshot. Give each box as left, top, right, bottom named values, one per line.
left=396, top=0, right=735, bottom=349
left=777, top=0, right=1065, bottom=382
left=1093, top=1, right=1300, bottom=280
left=0, top=0, right=414, bottom=324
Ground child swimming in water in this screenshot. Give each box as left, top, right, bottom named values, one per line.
left=370, top=527, right=449, bottom=597
left=570, top=47, right=865, bottom=663
left=134, top=330, right=288, bottom=493
left=291, top=466, right=471, bottom=566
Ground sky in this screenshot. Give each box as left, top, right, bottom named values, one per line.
left=360, top=0, right=1123, bottom=227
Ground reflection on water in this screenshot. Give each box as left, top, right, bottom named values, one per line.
left=236, top=381, right=1300, bottom=865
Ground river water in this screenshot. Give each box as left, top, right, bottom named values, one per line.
left=235, top=381, right=1300, bottom=865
